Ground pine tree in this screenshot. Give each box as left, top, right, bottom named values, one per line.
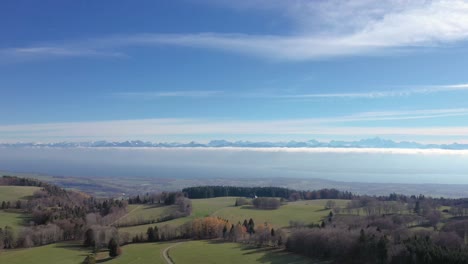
left=84, top=228, right=95, bottom=247
left=108, top=238, right=120, bottom=257
left=147, top=227, right=155, bottom=242
left=248, top=218, right=255, bottom=234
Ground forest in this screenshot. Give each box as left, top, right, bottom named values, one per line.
left=3, top=176, right=468, bottom=263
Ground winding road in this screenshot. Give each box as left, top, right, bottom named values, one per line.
left=161, top=242, right=184, bottom=264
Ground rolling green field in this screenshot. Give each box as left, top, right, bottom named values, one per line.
left=119, top=197, right=237, bottom=235
left=0, top=186, right=38, bottom=231
left=96, top=242, right=175, bottom=264
left=0, top=186, right=40, bottom=202
left=213, top=199, right=348, bottom=227
left=170, top=240, right=320, bottom=264
left=119, top=198, right=347, bottom=236
left=0, top=210, right=29, bottom=230
left=0, top=243, right=89, bottom=264
left=115, top=204, right=176, bottom=226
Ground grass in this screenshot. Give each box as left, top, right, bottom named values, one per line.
left=115, top=204, right=175, bottom=226
left=213, top=199, right=349, bottom=228
left=119, top=197, right=237, bottom=236
left=0, top=186, right=40, bottom=202
left=0, top=242, right=90, bottom=264
left=95, top=242, right=175, bottom=264
left=119, top=198, right=348, bottom=235
left=170, top=240, right=321, bottom=264
left=0, top=210, right=29, bottom=230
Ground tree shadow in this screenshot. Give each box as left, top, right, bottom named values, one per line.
left=255, top=250, right=329, bottom=264
left=96, top=257, right=113, bottom=263
left=54, top=242, right=86, bottom=249
left=143, top=204, right=165, bottom=210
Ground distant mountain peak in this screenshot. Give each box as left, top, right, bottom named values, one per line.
left=1, top=138, right=467, bottom=150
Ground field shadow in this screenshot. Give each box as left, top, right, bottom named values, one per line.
left=240, top=206, right=279, bottom=211
left=96, top=257, right=113, bottom=263
left=54, top=243, right=85, bottom=249
left=315, top=208, right=331, bottom=212
left=142, top=204, right=165, bottom=210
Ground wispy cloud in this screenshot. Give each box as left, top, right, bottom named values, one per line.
left=0, top=46, right=125, bottom=62
left=3, top=1, right=468, bottom=61
left=113, top=83, right=468, bottom=101
left=113, top=90, right=223, bottom=99
left=276, top=84, right=468, bottom=99
left=1, top=108, right=468, bottom=142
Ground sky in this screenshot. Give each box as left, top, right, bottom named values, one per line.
left=2, top=0, right=468, bottom=144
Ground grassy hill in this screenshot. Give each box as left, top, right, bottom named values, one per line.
left=0, top=186, right=40, bottom=202
left=0, top=210, right=29, bottom=230
left=0, top=243, right=89, bottom=264
left=114, top=204, right=176, bottom=226
left=96, top=242, right=176, bottom=264
left=170, top=240, right=321, bottom=264
left=119, top=197, right=237, bottom=235
left=213, top=199, right=348, bottom=227
left=0, top=186, right=38, bottom=230
left=118, top=197, right=347, bottom=236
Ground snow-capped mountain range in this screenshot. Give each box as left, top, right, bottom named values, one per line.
left=1, top=138, right=468, bottom=150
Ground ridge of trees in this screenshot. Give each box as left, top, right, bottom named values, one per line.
left=182, top=186, right=354, bottom=200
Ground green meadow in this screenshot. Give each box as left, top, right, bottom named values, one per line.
left=213, top=199, right=348, bottom=227
left=170, top=240, right=321, bottom=264
left=119, top=197, right=238, bottom=235
left=96, top=242, right=176, bottom=264
left=0, top=243, right=89, bottom=264
left=0, top=186, right=40, bottom=202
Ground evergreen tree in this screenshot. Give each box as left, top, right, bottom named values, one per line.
left=84, top=228, right=95, bottom=247
left=248, top=218, right=255, bottom=234
left=108, top=238, right=120, bottom=257
left=147, top=227, right=155, bottom=242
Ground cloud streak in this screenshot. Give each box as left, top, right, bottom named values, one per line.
left=114, top=83, right=468, bottom=100
left=3, top=1, right=468, bottom=61
left=276, top=84, right=468, bottom=99
left=1, top=108, right=468, bottom=142
left=113, top=90, right=223, bottom=99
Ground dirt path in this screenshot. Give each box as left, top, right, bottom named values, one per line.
left=162, top=242, right=184, bottom=264
left=110, top=205, right=141, bottom=226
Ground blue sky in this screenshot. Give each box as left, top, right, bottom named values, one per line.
left=2, top=0, right=468, bottom=143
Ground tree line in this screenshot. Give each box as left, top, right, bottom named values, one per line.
left=182, top=186, right=354, bottom=200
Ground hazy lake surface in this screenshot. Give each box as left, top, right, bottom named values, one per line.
left=0, top=147, right=467, bottom=184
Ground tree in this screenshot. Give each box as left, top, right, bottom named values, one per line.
left=414, top=200, right=421, bottom=214
left=222, top=225, right=228, bottom=240
left=3, top=226, right=14, bottom=249
left=154, top=226, right=160, bottom=242
left=84, top=228, right=95, bottom=247
left=108, top=238, right=121, bottom=257
left=147, top=227, right=155, bottom=242
left=248, top=218, right=255, bottom=235
left=376, top=236, right=388, bottom=264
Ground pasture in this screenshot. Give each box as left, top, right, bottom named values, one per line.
left=0, top=186, right=40, bottom=202
left=118, top=197, right=237, bottom=235
left=212, top=199, right=348, bottom=227
left=0, top=243, right=89, bottom=264
left=170, top=240, right=320, bottom=264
